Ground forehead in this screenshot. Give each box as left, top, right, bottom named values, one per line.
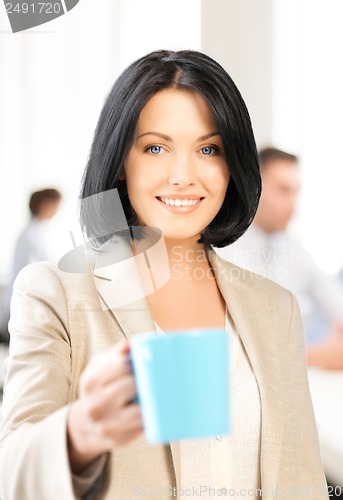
left=263, top=160, right=300, bottom=186
left=136, top=88, right=217, bottom=133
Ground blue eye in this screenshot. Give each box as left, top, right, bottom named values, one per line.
left=147, top=145, right=162, bottom=154
left=201, top=146, right=216, bottom=155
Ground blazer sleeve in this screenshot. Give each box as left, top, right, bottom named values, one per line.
left=286, top=292, right=329, bottom=499
left=0, top=263, right=106, bottom=500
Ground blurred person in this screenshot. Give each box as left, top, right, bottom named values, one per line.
left=215, top=147, right=343, bottom=370
left=11, top=188, right=62, bottom=278
left=0, top=188, right=61, bottom=342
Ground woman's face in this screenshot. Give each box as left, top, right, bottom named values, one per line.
left=123, top=88, right=230, bottom=242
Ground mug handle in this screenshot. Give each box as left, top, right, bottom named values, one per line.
left=127, top=351, right=139, bottom=404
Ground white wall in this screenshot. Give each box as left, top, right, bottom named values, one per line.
left=202, top=0, right=343, bottom=274
left=0, top=0, right=201, bottom=282
left=0, top=0, right=122, bottom=280
left=2, top=0, right=343, bottom=280
left=271, top=0, right=343, bottom=274
left=117, top=0, right=201, bottom=70
left=201, top=0, right=274, bottom=148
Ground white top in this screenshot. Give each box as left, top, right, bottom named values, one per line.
left=11, top=218, right=57, bottom=280
left=215, top=224, right=343, bottom=343
left=153, top=309, right=262, bottom=497
left=1, top=219, right=59, bottom=329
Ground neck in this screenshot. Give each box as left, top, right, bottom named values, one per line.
left=34, top=214, right=49, bottom=221
left=163, top=236, right=213, bottom=281
left=164, top=235, right=205, bottom=258
left=130, top=232, right=214, bottom=284
left=253, top=221, right=274, bottom=235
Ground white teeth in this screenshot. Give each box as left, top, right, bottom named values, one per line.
left=159, top=197, right=201, bottom=207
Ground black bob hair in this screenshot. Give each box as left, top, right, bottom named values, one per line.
left=80, top=49, right=261, bottom=248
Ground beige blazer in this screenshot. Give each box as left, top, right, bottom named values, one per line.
left=0, top=244, right=329, bottom=499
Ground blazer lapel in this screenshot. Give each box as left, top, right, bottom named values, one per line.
left=206, top=247, right=285, bottom=493
left=92, top=236, right=157, bottom=340
left=92, top=228, right=171, bottom=340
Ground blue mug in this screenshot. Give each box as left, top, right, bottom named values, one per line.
left=130, top=328, right=230, bottom=444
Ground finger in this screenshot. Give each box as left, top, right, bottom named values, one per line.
left=104, top=375, right=138, bottom=409
left=85, top=419, right=143, bottom=452
left=99, top=403, right=144, bottom=437
left=88, top=403, right=144, bottom=450
left=101, top=427, right=144, bottom=451
left=110, top=427, right=143, bottom=448
left=80, top=341, right=132, bottom=393
left=82, top=375, right=138, bottom=421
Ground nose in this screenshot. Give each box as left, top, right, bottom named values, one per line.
left=167, top=152, right=195, bottom=186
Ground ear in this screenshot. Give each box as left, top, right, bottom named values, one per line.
left=118, top=170, right=126, bottom=181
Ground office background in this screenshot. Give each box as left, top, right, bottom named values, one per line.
left=1, top=0, right=343, bottom=281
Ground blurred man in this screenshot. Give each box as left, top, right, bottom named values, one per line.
left=216, top=147, right=343, bottom=369
left=10, top=188, right=62, bottom=278
left=0, top=188, right=62, bottom=343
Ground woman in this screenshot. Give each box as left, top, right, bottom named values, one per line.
left=0, top=50, right=328, bottom=499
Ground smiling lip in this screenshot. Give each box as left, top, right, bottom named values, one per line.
left=155, top=195, right=205, bottom=213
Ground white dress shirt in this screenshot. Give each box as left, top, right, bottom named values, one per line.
left=215, top=224, right=343, bottom=343
left=10, top=218, right=57, bottom=280
left=153, top=308, right=262, bottom=498
left=1, top=218, right=59, bottom=332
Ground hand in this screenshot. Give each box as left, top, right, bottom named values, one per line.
left=330, top=321, right=343, bottom=338
left=307, top=327, right=343, bottom=370
left=67, top=340, right=143, bottom=474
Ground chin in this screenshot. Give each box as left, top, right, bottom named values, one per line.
left=276, top=223, right=289, bottom=232
left=153, top=226, right=200, bottom=241
left=161, top=232, right=201, bottom=241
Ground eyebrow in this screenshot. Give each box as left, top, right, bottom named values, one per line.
left=136, top=131, right=221, bottom=142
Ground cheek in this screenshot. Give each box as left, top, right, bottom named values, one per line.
left=216, top=162, right=230, bottom=184
left=125, top=174, right=157, bottom=213
left=124, top=163, right=144, bottom=197
left=125, top=151, right=161, bottom=188
left=224, top=171, right=231, bottom=188
left=203, top=166, right=229, bottom=194
left=218, top=170, right=230, bottom=196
